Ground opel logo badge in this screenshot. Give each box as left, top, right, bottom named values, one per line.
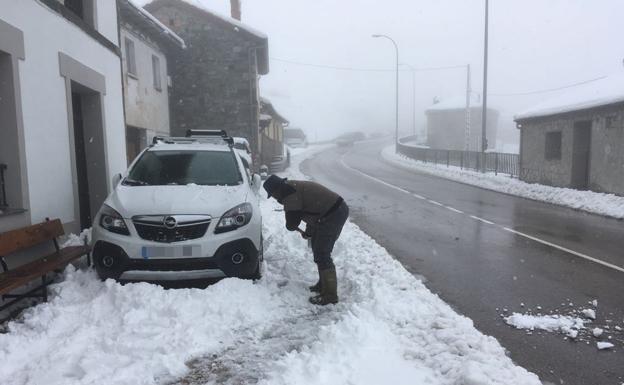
left=163, top=216, right=177, bottom=229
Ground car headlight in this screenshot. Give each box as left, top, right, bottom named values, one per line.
left=215, top=203, right=253, bottom=234
left=99, top=204, right=130, bottom=235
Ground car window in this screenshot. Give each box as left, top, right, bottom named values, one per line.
left=126, top=150, right=242, bottom=186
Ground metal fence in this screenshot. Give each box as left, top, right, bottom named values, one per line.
left=396, top=142, right=520, bottom=177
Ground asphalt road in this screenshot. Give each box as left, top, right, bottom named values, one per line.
left=301, top=140, right=624, bottom=385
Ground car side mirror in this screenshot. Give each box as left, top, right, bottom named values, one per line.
left=112, top=173, right=122, bottom=188
left=252, top=174, right=262, bottom=191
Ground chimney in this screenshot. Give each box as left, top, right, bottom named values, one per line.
left=230, top=0, right=241, bottom=20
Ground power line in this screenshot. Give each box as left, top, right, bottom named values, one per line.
left=489, top=75, right=607, bottom=96
left=270, top=57, right=466, bottom=73
left=270, top=56, right=608, bottom=98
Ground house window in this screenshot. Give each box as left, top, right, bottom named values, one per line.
left=152, top=55, right=162, bottom=91
left=0, top=51, right=24, bottom=212
left=62, top=0, right=96, bottom=28
left=125, top=38, right=137, bottom=77
left=545, top=131, right=562, bottom=160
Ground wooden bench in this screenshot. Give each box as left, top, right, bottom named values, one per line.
left=0, top=219, right=90, bottom=312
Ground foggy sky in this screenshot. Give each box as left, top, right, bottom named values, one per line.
left=137, top=0, right=624, bottom=144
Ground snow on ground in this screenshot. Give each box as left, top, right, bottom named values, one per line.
left=504, top=313, right=586, bottom=337
left=0, top=145, right=540, bottom=385
left=60, top=228, right=92, bottom=248
left=382, top=145, right=624, bottom=219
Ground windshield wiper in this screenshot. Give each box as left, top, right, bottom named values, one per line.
left=123, top=178, right=148, bottom=186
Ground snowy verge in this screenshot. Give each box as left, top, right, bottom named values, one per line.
left=0, top=145, right=539, bottom=385
left=382, top=145, right=624, bottom=219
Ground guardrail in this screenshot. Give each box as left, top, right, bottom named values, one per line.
left=396, top=141, right=520, bottom=177
left=0, top=164, right=7, bottom=208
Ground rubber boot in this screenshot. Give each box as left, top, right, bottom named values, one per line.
left=309, top=266, right=322, bottom=293
left=309, top=266, right=338, bottom=305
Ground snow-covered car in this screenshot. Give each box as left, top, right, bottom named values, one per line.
left=232, top=137, right=253, bottom=170
left=91, top=131, right=264, bottom=282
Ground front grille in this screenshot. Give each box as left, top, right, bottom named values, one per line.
left=133, top=216, right=211, bottom=243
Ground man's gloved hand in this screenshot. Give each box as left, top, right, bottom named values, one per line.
left=297, top=227, right=312, bottom=240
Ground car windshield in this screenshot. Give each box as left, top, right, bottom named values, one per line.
left=126, top=150, right=242, bottom=186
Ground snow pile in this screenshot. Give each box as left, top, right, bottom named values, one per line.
left=504, top=313, right=586, bottom=338
left=383, top=146, right=624, bottom=219
left=61, top=228, right=92, bottom=248
left=597, top=342, right=614, bottom=350
left=581, top=308, right=596, bottom=320
left=0, top=146, right=540, bottom=385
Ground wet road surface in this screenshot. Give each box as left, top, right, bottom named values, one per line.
left=301, top=140, right=624, bottom=385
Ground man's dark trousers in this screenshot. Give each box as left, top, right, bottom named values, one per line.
left=311, top=201, right=349, bottom=269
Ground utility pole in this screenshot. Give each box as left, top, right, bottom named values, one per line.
left=465, top=64, right=471, bottom=151
left=480, top=0, right=489, bottom=170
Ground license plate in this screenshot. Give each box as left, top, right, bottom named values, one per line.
left=141, top=245, right=201, bottom=259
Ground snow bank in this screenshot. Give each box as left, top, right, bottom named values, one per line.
left=0, top=145, right=540, bottom=385
left=383, top=145, right=624, bottom=219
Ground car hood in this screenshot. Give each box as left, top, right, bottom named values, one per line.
left=107, top=184, right=249, bottom=218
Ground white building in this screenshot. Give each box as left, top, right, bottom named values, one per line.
left=118, top=0, right=185, bottom=163
left=0, top=0, right=127, bottom=234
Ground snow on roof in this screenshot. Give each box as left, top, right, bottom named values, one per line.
left=426, top=94, right=483, bottom=112
left=260, top=97, right=289, bottom=123
left=176, top=0, right=267, bottom=40
left=127, top=0, right=186, bottom=48
left=515, top=72, right=624, bottom=121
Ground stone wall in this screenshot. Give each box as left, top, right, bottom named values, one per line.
left=147, top=4, right=262, bottom=161
left=518, top=103, right=624, bottom=195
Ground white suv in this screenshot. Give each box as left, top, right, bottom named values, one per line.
left=91, top=131, right=263, bottom=282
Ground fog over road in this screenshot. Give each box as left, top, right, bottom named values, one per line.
left=301, top=140, right=624, bottom=385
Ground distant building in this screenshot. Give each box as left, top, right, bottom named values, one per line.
left=425, top=95, right=498, bottom=151
left=283, top=127, right=308, bottom=148
left=259, top=97, right=289, bottom=167
left=144, top=0, right=269, bottom=167
left=118, top=0, right=186, bottom=163
left=0, top=0, right=126, bottom=234
left=515, top=73, right=624, bottom=194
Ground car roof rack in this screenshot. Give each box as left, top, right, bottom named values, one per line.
left=152, top=130, right=234, bottom=146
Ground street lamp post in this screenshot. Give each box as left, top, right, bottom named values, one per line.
left=481, top=0, right=489, bottom=170
left=400, top=63, right=417, bottom=137
left=372, top=34, right=399, bottom=153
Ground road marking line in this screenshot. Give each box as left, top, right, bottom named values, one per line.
left=412, top=193, right=426, bottom=200
left=445, top=206, right=464, bottom=214
left=428, top=200, right=444, bottom=206
left=502, top=227, right=624, bottom=273
left=469, top=215, right=495, bottom=225
left=340, top=157, right=412, bottom=195
left=340, top=154, right=624, bottom=274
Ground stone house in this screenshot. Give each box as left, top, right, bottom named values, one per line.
left=118, top=0, right=186, bottom=163
left=259, top=97, right=289, bottom=167
left=515, top=73, right=624, bottom=194
left=144, top=0, right=270, bottom=168
left=0, top=0, right=127, bottom=235
left=425, top=95, right=498, bottom=152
